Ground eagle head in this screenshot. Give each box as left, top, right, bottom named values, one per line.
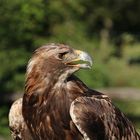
left=27, top=44, right=93, bottom=82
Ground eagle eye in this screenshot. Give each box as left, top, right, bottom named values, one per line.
left=58, top=51, right=69, bottom=59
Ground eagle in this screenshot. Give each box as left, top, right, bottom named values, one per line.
left=9, top=43, right=140, bottom=140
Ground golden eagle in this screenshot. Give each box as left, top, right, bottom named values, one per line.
left=9, top=44, right=140, bottom=140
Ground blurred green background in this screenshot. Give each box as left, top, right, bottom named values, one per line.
left=0, top=0, right=140, bottom=139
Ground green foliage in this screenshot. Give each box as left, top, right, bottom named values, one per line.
left=0, top=0, right=45, bottom=46
left=0, top=0, right=46, bottom=92
left=0, top=106, right=10, bottom=138
left=0, top=48, right=29, bottom=92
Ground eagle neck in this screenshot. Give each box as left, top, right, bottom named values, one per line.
left=25, top=67, right=70, bottom=97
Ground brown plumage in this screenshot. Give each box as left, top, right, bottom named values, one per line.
left=9, top=98, right=32, bottom=140
left=9, top=43, right=140, bottom=140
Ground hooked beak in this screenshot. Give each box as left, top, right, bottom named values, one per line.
left=64, top=49, right=93, bottom=69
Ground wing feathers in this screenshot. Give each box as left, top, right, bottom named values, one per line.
left=70, top=96, right=140, bottom=140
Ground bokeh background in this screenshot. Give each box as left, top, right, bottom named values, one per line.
left=0, top=0, right=140, bottom=139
